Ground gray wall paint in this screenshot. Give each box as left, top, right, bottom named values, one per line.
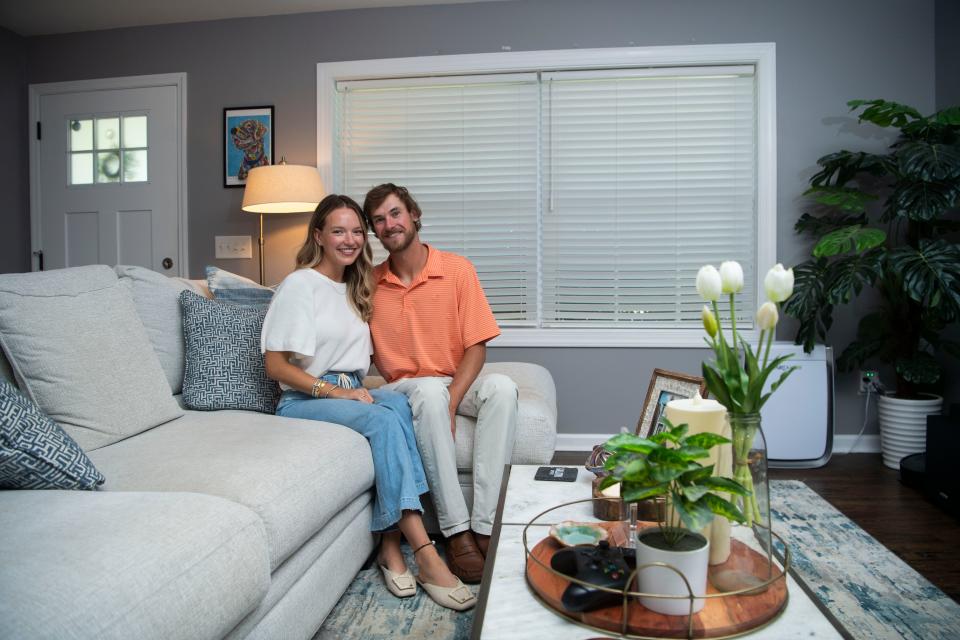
left=936, top=0, right=960, bottom=109
left=1, top=27, right=29, bottom=273
left=20, top=0, right=944, bottom=440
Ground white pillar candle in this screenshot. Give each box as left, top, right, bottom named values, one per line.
left=665, top=393, right=732, bottom=565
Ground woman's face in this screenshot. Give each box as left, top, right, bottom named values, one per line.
left=314, top=207, right=365, bottom=269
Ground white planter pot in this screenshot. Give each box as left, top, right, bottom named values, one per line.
left=634, top=529, right=709, bottom=616
left=877, top=393, right=942, bottom=470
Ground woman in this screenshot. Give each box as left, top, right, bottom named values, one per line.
left=261, top=194, right=475, bottom=611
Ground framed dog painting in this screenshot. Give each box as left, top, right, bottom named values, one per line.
left=224, top=106, right=274, bottom=187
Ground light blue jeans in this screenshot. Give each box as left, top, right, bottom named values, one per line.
left=276, top=372, right=428, bottom=532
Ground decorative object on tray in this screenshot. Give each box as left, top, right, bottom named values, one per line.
left=584, top=443, right=612, bottom=476
left=599, top=420, right=749, bottom=615
left=548, top=521, right=609, bottom=547
left=636, top=369, right=708, bottom=438
left=697, top=260, right=798, bottom=589
left=782, top=99, right=960, bottom=469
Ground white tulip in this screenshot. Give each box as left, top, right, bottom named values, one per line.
left=719, top=261, right=744, bottom=294
left=764, top=264, right=795, bottom=303
left=696, top=265, right=722, bottom=302
left=756, top=302, right=779, bottom=331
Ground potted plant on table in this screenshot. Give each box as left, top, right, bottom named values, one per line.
left=599, top=421, right=748, bottom=616
left=783, top=99, right=960, bottom=468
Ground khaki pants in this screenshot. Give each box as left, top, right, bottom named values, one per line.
left=381, top=373, right=518, bottom=536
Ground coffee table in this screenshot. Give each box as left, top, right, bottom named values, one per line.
left=470, top=464, right=849, bottom=639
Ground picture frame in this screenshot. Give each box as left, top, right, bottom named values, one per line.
left=636, top=369, right=708, bottom=438
left=224, top=106, right=274, bottom=187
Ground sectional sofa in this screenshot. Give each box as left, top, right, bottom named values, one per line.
left=0, top=264, right=557, bottom=640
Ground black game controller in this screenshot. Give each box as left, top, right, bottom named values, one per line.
left=550, top=540, right=636, bottom=612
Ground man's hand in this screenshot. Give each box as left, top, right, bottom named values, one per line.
left=449, top=405, right=457, bottom=439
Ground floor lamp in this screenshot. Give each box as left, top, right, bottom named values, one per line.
left=241, top=161, right=326, bottom=284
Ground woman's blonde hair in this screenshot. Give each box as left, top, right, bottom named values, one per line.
left=295, top=194, right=374, bottom=322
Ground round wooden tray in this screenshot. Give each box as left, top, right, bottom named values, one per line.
left=525, top=520, right=788, bottom=639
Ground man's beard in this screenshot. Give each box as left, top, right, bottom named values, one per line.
left=380, top=226, right=416, bottom=254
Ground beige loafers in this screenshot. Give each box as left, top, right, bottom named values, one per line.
left=417, top=576, right=477, bottom=611
left=379, top=564, right=417, bottom=598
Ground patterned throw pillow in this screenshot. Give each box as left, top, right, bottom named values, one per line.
left=205, top=266, right=275, bottom=308
left=180, top=290, right=280, bottom=413
left=0, top=380, right=106, bottom=490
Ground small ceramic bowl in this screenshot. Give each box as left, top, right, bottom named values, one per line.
left=548, top=521, right=609, bottom=547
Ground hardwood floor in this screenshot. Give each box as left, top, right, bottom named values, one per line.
left=550, top=451, right=960, bottom=604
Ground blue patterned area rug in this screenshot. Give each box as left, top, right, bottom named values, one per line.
left=771, top=480, right=960, bottom=639
left=313, top=543, right=474, bottom=640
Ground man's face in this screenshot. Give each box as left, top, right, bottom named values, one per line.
left=370, top=193, right=419, bottom=254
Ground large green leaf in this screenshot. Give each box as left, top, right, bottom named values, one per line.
left=810, top=150, right=888, bottom=187
left=896, top=352, right=941, bottom=385
left=836, top=311, right=890, bottom=372
left=888, top=239, right=960, bottom=318
left=813, top=225, right=886, bottom=257
left=602, top=433, right=655, bottom=454
left=882, top=181, right=960, bottom=222
left=935, top=106, right=960, bottom=126
left=848, top=99, right=922, bottom=128
left=822, top=249, right=885, bottom=305
left=673, top=493, right=716, bottom=531
left=782, top=259, right=834, bottom=353
left=803, top=186, right=877, bottom=213
left=699, top=493, right=747, bottom=525
left=684, top=432, right=731, bottom=450
left=794, top=211, right=868, bottom=236
left=621, top=482, right=669, bottom=503
left=701, top=476, right=751, bottom=497
left=897, top=141, right=960, bottom=181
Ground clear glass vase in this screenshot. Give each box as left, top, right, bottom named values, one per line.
left=709, top=411, right=774, bottom=593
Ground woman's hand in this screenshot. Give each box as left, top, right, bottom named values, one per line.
left=340, top=387, right=374, bottom=404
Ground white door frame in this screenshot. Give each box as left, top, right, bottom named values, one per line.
left=28, top=72, right=189, bottom=275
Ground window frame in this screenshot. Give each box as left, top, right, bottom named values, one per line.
left=317, top=43, right=777, bottom=348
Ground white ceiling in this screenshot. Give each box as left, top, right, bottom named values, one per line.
left=0, top=0, right=511, bottom=37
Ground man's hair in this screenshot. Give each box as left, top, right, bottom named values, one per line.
left=362, top=183, right=422, bottom=232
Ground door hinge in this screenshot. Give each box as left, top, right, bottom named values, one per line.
left=32, top=250, right=44, bottom=271
left=36, top=121, right=41, bottom=140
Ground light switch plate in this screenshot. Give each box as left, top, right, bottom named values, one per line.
left=215, top=235, right=252, bottom=259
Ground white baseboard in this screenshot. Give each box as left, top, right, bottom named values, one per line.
left=557, top=433, right=882, bottom=455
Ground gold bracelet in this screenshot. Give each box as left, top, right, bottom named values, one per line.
left=323, top=384, right=338, bottom=399
left=311, top=379, right=326, bottom=398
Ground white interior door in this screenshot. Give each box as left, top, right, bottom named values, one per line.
left=30, top=75, right=187, bottom=275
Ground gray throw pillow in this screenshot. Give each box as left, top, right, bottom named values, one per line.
left=206, top=266, right=274, bottom=308
left=0, top=265, right=184, bottom=451
left=180, top=291, right=280, bottom=413
left=116, top=265, right=192, bottom=394
left=0, top=380, right=106, bottom=490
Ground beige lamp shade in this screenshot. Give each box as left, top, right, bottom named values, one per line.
left=241, top=164, right=326, bottom=213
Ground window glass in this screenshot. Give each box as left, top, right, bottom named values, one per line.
left=69, top=119, right=93, bottom=151
left=123, top=150, right=148, bottom=182
left=123, top=115, right=148, bottom=148
left=96, top=117, right=120, bottom=149
left=97, top=151, right=121, bottom=183
left=70, top=153, right=93, bottom=185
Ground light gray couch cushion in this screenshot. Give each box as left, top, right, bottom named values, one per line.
left=88, top=409, right=376, bottom=569
left=0, top=265, right=183, bottom=451
left=0, top=348, right=12, bottom=385
left=0, top=490, right=270, bottom=640
left=116, top=265, right=191, bottom=394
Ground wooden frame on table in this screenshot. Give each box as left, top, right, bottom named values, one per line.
left=636, top=369, right=708, bottom=438
left=223, top=106, right=274, bottom=187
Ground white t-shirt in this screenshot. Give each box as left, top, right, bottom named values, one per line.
left=260, top=268, right=372, bottom=390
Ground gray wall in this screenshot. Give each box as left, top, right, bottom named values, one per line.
left=19, top=0, right=947, bottom=441
left=0, top=26, right=29, bottom=273
left=936, top=0, right=960, bottom=109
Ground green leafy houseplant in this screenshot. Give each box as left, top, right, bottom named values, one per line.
left=599, top=420, right=749, bottom=547
left=784, top=99, right=960, bottom=398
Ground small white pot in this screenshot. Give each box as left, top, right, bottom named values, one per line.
left=877, top=393, right=942, bottom=470
left=634, top=528, right=710, bottom=616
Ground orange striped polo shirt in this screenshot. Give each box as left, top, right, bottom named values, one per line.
left=369, top=245, right=500, bottom=382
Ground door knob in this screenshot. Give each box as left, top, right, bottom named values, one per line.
left=162, top=258, right=173, bottom=270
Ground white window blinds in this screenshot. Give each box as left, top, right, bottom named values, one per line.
left=333, top=64, right=758, bottom=330
left=541, top=67, right=757, bottom=327
left=335, top=74, right=540, bottom=323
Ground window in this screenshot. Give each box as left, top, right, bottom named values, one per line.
left=319, top=44, right=776, bottom=346
left=69, top=114, right=148, bottom=185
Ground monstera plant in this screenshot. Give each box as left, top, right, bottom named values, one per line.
left=785, top=99, right=960, bottom=399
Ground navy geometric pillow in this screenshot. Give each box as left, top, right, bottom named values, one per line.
left=179, top=290, right=280, bottom=414
left=0, top=379, right=106, bottom=490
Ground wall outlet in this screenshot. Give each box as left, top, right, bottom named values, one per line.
left=215, top=235, right=252, bottom=259
left=859, top=370, right=878, bottom=394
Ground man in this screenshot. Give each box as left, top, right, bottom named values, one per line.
left=363, top=183, right=518, bottom=584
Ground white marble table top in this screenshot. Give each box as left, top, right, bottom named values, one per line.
left=473, top=465, right=845, bottom=640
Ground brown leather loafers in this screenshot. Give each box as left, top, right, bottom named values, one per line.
left=445, top=531, right=484, bottom=583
